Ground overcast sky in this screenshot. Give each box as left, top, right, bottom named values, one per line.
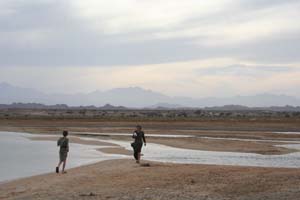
left=1, top=0, right=300, bottom=97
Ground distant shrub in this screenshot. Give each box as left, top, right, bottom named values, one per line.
left=194, top=110, right=202, bottom=115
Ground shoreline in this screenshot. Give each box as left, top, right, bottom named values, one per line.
left=0, top=131, right=128, bottom=184
left=1, top=130, right=299, bottom=184
left=1, top=156, right=299, bottom=185
left=3, top=129, right=299, bottom=155
left=1, top=117, right=300, bottom=199
left=21, top=131, right=300, bottom=168
left=2, top=155, right=297, bottom=189
left=1, top=159, right=300, bottom=200
left=0, top=158, right=130, bottom=187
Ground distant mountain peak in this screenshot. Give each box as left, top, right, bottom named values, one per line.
left=0, top=82, right=12, bottom=88
left=147, top=102, right=184, bottom=109
left=108, top=86, right=159, bottom=93
left=0, top=82, right=299, bottom=107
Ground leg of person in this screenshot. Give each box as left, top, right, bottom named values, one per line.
left=137, top=152, right=141, bottom=164
left=136, top=144, right=142, bottom=164
left=62, top=159, right=67, bottom=173
left=56, top=160, right=63, bottom=173
left=61, top=152, right=68, bottom=173
left=55, top=154, right=62, bottom=173
left=134, top=149, right=138, bottom=161
left=59, top=151, right=67, bottom=173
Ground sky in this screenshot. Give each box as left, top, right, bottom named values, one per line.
left=0, top=0, right=300, bottom=98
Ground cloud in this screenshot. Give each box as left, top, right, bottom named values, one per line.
left=69, top=0, right=300, bottom=49
left=0, top=0, right=300, bottom=67
left=1, top=58, right=299, bottom=98
left=196, top=64, right=297, bottom=77
left=0, top=0, right=300, bottom=98
left=70, top=0, right=232, bottom=34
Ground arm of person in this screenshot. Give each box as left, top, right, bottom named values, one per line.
left=57, top=137, right=62, bottom=146
left=132, top=131, right=137, bottom=139
left=142, top=133, right=146, bottom=146
left=66, top=138, right=69, bottom=152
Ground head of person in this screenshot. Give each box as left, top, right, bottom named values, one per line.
left=136, top=125, right=142, bottom=131
left=63, top=130, right=68, bottom=137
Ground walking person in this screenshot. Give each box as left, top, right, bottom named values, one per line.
left=131, top=125, right=146, bottom=164
left=56, top=130, right=69, bottom=174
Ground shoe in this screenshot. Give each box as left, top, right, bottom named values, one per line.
left=56, top=167, right=59, bottom=173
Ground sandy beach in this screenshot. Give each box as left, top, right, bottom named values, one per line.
left=1, top=159, right=300, bottom=200
left=1, top=118, right=300, bottom=199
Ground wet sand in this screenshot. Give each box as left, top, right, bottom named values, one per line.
left=2, top=119, right=300, bottom=155
left=1, top=118, right=300, bottom=199
left=30, top=136, right=118, bottom=147
left=30, top=136, right=132, bottom=155
left=1, top=119, right=300, bottom=142
left=145, top=137, right=298, bottom=155
left=97, top=147, right=132, bottom=155
left=29, top=134, right=298, bottom=155
left=1, top=159, right=300, bottom=200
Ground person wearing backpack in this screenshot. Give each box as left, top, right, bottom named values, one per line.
left=56, top=130, right=69, bottom=174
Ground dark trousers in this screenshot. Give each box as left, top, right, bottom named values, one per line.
left=133, top=143, right=143, bottom=160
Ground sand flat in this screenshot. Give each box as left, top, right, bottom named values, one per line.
left=29, top=136, right=118, bottom=147
left=1, top=118, right=300, bottom=199
left=1, top=159, right=300, bottom=200
left=28, top=133, right=298, bottom=155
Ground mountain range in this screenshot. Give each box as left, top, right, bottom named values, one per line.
left=1, top=82, right=300, bottom=108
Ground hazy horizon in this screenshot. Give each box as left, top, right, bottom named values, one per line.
left=1, top=1, right=300, bottom=99
left=1, top=82, right=300, bottom=107
left=1, top=81, right=300, bottom=99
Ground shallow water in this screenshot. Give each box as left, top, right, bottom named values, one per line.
left=73, top=132, right=194, bottom=138
left=196, top=136, right=300, bottom=143
left=92, top=138, right=300, bottom=168
left=73, top=131, right=300, bottom=143
left=1, top=131, right=300, bottom=182
left=274, top=132, right=300, bottom=135
left=0, top=132, right=126, bottom=182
